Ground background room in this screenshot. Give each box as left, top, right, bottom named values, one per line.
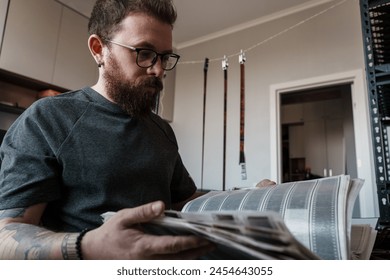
left=0, top=0, right=387, bottom=229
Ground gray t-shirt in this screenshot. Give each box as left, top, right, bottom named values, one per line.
left=0, top=87, right=196, bottom=231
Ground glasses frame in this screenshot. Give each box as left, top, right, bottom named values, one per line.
left=106, top=40, right=180, bottom=71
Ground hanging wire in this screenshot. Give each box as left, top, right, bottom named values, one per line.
left=177, top=0, right=351, bottom=65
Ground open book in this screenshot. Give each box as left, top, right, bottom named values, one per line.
left=102, top=175, right=375, bottom=260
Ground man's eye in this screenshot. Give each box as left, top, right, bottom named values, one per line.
left=138, top=50, right=155, bottom=61
left=162, top=55, right=171, bottom=63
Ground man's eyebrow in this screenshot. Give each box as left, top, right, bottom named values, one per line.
left=135, top=41, right=173, bottom=53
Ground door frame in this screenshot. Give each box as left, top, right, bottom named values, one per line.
left=270, top=69, right=378, bottom=218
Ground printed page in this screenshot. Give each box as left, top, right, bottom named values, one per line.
left=182, top=175, right=364, bottom=260
left=143, top=211, right=319, bottom=259
left=101, top=210, right=319, bottom=259
left=350, top=224, right=377, bottom=260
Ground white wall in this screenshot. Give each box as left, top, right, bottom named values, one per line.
left=172, top=1, right=373, bottom=197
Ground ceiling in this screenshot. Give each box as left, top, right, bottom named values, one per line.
left=57, top=0, right=333, bottom=49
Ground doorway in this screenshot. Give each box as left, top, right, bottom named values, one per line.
left=280, top=84, right=357, bottom=183
left=269, top=70, right=378, bottom=218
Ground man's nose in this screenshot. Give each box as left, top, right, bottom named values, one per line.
left=147, top=57, right=165, bottom=78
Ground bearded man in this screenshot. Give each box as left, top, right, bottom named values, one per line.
left=0, top=0, right=214, bottom=260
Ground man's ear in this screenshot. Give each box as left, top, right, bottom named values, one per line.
left=88, top=35, right=104, bottom=67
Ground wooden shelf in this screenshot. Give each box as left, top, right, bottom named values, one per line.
left=0, top=69, right=69, bottom=93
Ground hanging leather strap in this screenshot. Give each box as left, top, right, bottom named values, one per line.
left=201, top=58, right=209, bottom=189
left=239, top=50, right=247, bottom=180
left=222, top=56, right=228, bottom=190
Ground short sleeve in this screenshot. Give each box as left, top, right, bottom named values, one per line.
left=0, top=106, right=61, bottom=209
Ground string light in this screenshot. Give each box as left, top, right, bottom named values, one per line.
left=177, top=0, right=351, bottom=65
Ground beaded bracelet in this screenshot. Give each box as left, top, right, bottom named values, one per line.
left=76, top=228, right=90, bottom=260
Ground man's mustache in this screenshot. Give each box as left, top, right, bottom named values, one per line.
left=138, top=77, right=163, bottom=92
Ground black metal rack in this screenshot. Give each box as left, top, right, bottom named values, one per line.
left=361, top=0, right=390, bottom=231
left=360, top=0, right=390, bottom=258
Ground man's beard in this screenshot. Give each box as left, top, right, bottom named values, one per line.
left=103, top=55, right=163, bottom=117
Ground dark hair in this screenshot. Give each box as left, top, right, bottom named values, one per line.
left=88, top=0, right=177, bottom=40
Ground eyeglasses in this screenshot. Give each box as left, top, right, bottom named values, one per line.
left=107, top=40, right=180, bottom=71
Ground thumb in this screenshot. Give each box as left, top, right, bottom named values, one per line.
left=116, top=201, right=165, bottom=228
left=256, top=179, right=276, bottom=188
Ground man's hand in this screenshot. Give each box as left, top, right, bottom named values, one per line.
left=256, top=179, right=276, bottom=188
left=82, top=201, right=215, bottom=259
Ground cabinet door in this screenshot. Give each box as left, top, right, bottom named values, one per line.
left=325, top=119, right=345, bottom=176
left=289, top=124, right=304, bottom=158
left=304, top=118, right=344, bottom=177
left=304, top=120, right=327, bottom=177
left=0, top=0, right=62, bottom=83
left=52, top=7, right=98, bottom=90
left=0, top=0, right=9, bottom=49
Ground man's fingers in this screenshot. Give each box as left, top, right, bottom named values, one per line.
left=152, top=243, right=216, bottom=260
left=140, top=234, right=214, bottom=258
left=114, top=201, right=165, bottom=228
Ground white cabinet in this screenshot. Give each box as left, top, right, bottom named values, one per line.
left=0, top=0, right=97, bottom=90
left=304, top=118, right=344, bottom=177
left=0, top=0, right=9, bottom=49
left=289, top=124, right=304, bottom=158
left=0, top=0, right=62, bottom=83
left=53, top=6, right=97, bottom=89
left=326, top=118, right=345, bottom=176
left=303, top=99, right=345, bottom=177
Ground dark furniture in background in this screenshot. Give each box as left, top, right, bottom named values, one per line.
left=361, top=0, right=390, bottom=258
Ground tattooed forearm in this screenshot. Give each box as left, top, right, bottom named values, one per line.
left=0, top=222, right=65, bottom=260
left=0, top=204, right=68, bottom=259
left=0, top=208, right=26, bottom=220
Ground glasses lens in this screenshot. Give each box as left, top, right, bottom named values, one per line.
left=136, top=49, right=179, bottom=70
left=162, top=54, right=179, bottom=70
left=137, top=49, right=157, bottom=67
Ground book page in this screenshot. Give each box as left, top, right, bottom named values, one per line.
left=182, top=175, right=364, bottom=260
left=101, top=175, right=364, bottom=260
left=350, top=224, right=377, bottom=260
left=102, top=210, right=320, bottom=259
